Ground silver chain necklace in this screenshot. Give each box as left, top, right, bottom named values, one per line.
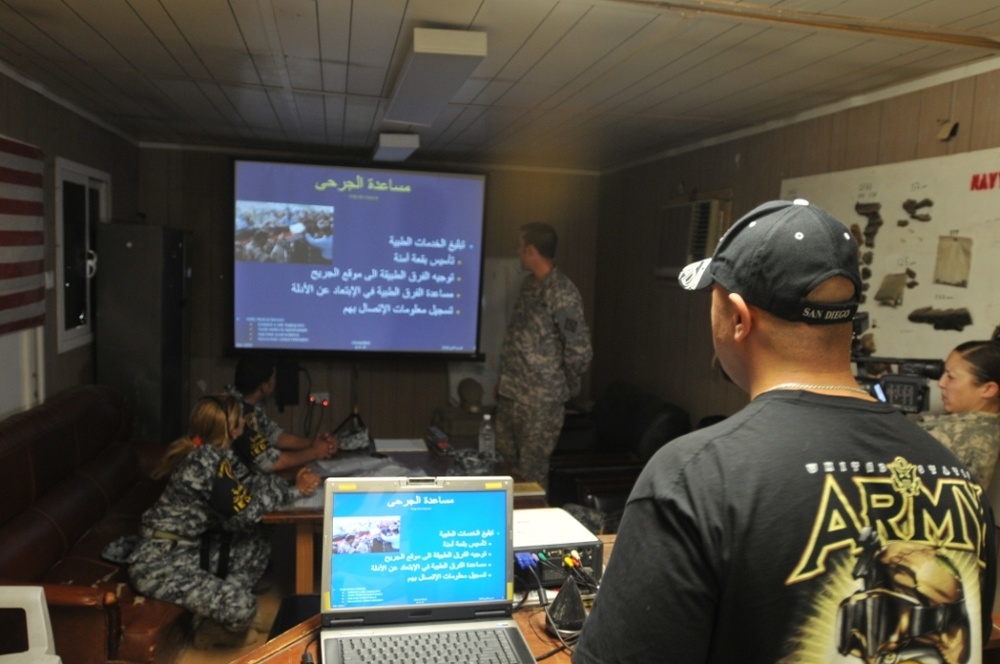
left=765, top=382, right=870, bottom=397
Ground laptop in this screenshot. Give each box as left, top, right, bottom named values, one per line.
left=318, top=475, right=538, bottom=664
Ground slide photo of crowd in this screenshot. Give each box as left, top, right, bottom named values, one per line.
left=235, top=200, right=334, bottom=265
left=331, top=516, right=402, bottom=554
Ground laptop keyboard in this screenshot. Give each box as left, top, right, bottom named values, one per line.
left=334, top=628, right=523, bottom=663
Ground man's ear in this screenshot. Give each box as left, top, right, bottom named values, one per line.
left=727, top=292, right=752, bottom=341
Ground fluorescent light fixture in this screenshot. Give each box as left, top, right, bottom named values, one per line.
left=384, top=28, right=487, bottom=126
left=373, top=133, right=420, bottom=162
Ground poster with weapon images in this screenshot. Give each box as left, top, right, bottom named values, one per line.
left=781, top=147, right=1000, bottom=361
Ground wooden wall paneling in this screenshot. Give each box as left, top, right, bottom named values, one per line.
left=185, top=152, right=231, bottom=418
left=685, top=292, right=721, bottom=425
left=657, top=284, right=698, bottom=405
left=8, top=84, right=38, bottom=147
left=945, top=77, right=976, bottom=156
left=754, top=129, right=797, bottom=199
left=590, top=174, right=623, bottom=392
left=373, top=361, right=412, bottom=436
left=109, top=139, right=140, bottom=220
left=700, top=143, right=740, bottom=197
left=558, top=175, right=600, bottom=308
left=733, top=132, right=782, bottom=209
left=481, top=169, right=522, bottom=259
left=591, top=170, right=636, bottom=390
left=328, top=361, right=356, bottom=426
left=724, top=137, right=758, bottom=214
left=877, top=92, right=921, bottom=165
left=827, top=111, right=854, bottom=174
left=592, top=73, right=1000, bottom=426
left=796, top=114, right=836, bottom=179
left=592, top=158, right=715, bottom=413
left=352, top=360, right=449, bottom=438
left=913, top=85, right=959, bottom=161
left=837, top=104, right=884, bottom=172
left=969, top=69, right=1000, bottom=150
left=189, top=152, right=233, bottom=358
left=618, top=166, right=665, bottom=387
left=0, top=75, right=8, bottom=136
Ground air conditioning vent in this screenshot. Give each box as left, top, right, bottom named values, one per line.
left=655, top=199, right=724, bottom=279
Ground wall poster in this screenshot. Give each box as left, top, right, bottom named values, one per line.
left=782, top=147, right=1000, bottom=363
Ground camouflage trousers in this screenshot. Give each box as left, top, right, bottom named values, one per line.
left=128, top=529, right=270, bottom=631
left=495, top=396, right=564, bottom=488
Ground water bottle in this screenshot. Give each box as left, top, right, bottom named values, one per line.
left=478, top=413, right=495, bottom=454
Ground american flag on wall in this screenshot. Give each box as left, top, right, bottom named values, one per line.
left=0, top=135, right=45, bottom=336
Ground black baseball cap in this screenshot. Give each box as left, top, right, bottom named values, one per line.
left=678, top=199, right=861, bottom=324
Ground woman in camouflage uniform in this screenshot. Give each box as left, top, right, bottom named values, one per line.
left=917, top=340, right=1000, bottom=487
left=128, top=393, right=320, bottom=646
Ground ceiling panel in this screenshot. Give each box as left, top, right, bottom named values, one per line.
left=1, top=0, right=999, bottom=171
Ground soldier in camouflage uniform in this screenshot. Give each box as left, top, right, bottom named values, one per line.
left=226, top=355, right=337, bottom=474
left=496, top=222, right=592, bottom=487
left=916, top=339, right=1000, bottom=486
left=127, top=394, right=320, bottom=645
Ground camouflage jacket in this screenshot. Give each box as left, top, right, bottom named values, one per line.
left=917, top=410, right=1000, bottom=487
left=226, top=385, right=281, bottom=472
left=497, top=267, right=592, bottom=405
left=140, top=445, right=295, bottom=540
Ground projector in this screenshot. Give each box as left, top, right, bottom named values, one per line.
left=513, top=508, right=603, bottom=588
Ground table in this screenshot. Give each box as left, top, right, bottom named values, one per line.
left=262, top=449, right=547, bottom=594
left=234, top=535, right=615, bottom=664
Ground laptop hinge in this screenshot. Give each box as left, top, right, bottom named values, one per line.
left=474, top=609, right=508, bottom=619
left=327, top=617, right=366, bottom=626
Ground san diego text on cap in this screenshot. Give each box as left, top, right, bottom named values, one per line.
left=677, top=199, right=862, bottom=325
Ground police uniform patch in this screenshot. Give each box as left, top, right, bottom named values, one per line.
left=210, top=458, right=252, bottom=516
left=232, top=402, right=271, bottom=468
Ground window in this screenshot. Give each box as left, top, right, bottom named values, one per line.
left=55, top=158, right=109, bottom=353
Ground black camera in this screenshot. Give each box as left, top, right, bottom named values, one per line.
left=854, top=359, right=943, bottom=414
left=852, top=313, right=943, bottom=414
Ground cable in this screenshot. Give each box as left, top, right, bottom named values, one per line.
left=528, top=564, right=580, bottom=653
left=301, top=629, right=320, bottom=664
left=564, top=551, right=599, bottom=593
left=535, top=644, right=569, bottom=660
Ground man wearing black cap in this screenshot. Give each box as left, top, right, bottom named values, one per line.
left=573, top=200, right=995, bottom=663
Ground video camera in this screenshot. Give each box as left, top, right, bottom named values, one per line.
left=851, top=313, right=943, bottom=414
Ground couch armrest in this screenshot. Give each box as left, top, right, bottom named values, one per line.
left=43, top=583, right=122, bottom=661
left=43, top=583, right=118, bottom=611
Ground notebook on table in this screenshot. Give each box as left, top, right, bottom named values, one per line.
left=319, top=475, right=537, bottom=664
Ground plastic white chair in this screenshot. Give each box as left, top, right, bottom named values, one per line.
left=0, top=586, right=62, bottom=664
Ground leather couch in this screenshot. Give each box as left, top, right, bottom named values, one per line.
left=0, top=385, right=189, bottom=664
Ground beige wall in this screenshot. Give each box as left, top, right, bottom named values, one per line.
left=593, top=69, right=1000, bottom=427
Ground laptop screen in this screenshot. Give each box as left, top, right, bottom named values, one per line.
left=320, top=476, right=513, bottom=615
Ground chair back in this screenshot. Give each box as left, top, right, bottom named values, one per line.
left=0, top=586, right=62, bottom=664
